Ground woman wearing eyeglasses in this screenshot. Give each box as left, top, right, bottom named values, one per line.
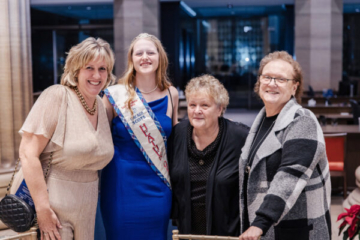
left=238, top=51, right=331, bottom=240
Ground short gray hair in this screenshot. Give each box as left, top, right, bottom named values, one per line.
left=185, top=74, right=229, bottom=116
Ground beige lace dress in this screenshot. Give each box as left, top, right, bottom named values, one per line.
left=11, top=85, right=114, bottom=239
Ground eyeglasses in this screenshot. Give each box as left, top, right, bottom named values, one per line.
left=259, top=75, right=295, bottom=85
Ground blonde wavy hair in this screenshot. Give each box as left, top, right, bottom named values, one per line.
left=61, top=37, right=115, bottom=90
left=254, top=51, right=303, bottom=103
left=119, top=33, right=171, bottom=112
left=185, top=74, right=229, bottom=116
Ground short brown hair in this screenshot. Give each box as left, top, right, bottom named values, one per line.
left=185, top=74, right=229, bottom=116
left=61, top=37, right=115, bottom=90
left=254, top=51, right=303, bottom=103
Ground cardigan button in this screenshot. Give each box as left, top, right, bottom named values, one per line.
left=199, top=160, right=204, bottom=165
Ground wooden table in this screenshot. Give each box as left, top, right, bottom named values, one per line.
left=322, top=125, right=360, bottom=134
left=304, top=104, right=352, bottom=114
left=322, top=125, right=360, bottom=191
left=302, top=96, right=360, bottom=105
left=316, top=114, right=354, bottom=125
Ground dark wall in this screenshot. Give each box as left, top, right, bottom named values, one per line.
left=343, top=13, right=360, bottom=77
left=161, top=2, right=197, bottom=90
left=161, top=2, right=181, bottom=87
left=284, top=5, right=294, bottom=56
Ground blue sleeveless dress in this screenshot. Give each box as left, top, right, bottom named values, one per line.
left=99, top=95, right=172, bottom=240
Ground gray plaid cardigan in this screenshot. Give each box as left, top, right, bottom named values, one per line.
left=239, top=98, right=331, bottom=240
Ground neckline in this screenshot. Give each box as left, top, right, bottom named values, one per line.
left=265, top=113, right=278, bottom=121
left=187, top=118, right=223, bottom=156
left=68, top=87, right=100, bottom=133
left=147, top=95, right=168, bottom=104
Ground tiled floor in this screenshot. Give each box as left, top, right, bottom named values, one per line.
left=331, top=196, right=349, bottom=240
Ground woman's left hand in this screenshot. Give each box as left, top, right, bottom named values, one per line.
left=239, top=226, right=263, bottom=240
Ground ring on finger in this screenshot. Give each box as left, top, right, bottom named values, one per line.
left=43, top=232, right=48, bottom=235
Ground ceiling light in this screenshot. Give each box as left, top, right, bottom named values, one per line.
left=244, top=26, right=252, bottom=33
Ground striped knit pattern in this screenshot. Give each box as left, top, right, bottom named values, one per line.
left=239, top=98, right=331, bottom=240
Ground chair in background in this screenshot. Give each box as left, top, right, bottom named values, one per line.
left=324, top=133, right=347, bottom=198
left=349, top=99, right=359, bottom=124
left=172, top=230, right=238, bottom=240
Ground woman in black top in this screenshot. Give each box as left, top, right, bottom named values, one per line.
left=168, top=74, right=249, bottom=236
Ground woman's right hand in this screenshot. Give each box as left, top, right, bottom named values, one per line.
left=37, top=206, right=62, bottom=240
left=239, top=226, right=263, bottom=240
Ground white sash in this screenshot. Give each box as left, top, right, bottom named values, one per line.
left=105, top=85, right=171, bottom=189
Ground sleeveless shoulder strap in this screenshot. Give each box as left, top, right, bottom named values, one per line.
left=105, top=85, right=171, bottom=189
left=168, top=88, right=174, bottom=121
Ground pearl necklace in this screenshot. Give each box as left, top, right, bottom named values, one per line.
left=72, top=86, right=97, bottom=115
left=137, top=85, right=158, bottom=94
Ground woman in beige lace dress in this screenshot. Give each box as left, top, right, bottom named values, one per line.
left=12, top=37, right=115, bottom=240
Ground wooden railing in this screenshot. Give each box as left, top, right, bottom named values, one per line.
left=172, top=230, right=238, bottom=240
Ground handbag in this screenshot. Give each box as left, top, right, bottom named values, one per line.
left=0, top=152, right=53, bottom=232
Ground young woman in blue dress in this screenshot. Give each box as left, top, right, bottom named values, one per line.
left=99, top=33, right=178, bottom=240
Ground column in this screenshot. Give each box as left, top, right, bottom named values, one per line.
left=0, top=0, right=32, bottom=168
left=113, top=0, right=159, bottom=77
left=295, top=0, right=343, bottom=91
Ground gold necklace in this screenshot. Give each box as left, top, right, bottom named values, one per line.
left=71, top=86, right=97, bottom=115
left=137, top=85, right=158, bottom=94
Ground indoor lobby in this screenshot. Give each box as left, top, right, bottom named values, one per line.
left=0, top=0, right=359, bottom=239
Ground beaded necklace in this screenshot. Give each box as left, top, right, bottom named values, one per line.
left=71, top=86, right=97, bottom=115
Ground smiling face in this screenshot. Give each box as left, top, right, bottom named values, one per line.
left=77, top=57, right=108, bottom=99
left=259, top=59, right=299, bottom=115
left=132, top=39, right=159, bottom=76
left=187, top=91, right=222, bottom=131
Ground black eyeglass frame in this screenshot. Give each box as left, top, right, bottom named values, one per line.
left=258, top=74, right=296, bottom=85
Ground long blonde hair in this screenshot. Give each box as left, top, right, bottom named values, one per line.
left=119, top=33, right=171, bottom=112
left=61, top=37, right=115, bottom=90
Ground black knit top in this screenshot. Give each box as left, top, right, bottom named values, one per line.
left=187, top=117, right=224, bottom=234
left=243, top=114, right=278, bottom=231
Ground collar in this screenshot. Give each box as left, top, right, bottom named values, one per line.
left=250, top=97, right=301, bottom=134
